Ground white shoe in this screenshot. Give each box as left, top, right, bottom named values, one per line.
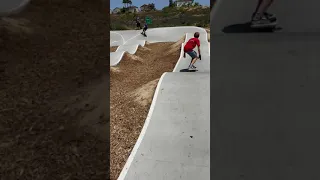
left=188, top=66, right=196, bottom=70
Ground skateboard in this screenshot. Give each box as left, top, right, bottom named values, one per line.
left=141, top=32, right=147, bottom=37
left=180, top=69, right=198, bottom=72
left=250, top=21, right=280, bottom=31
left=251, top=24, right=278, bottom=29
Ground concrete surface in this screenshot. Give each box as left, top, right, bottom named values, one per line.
left=118, top=73, right=210, bottom=180
left=116, top=44, right=139, bottom=55
left=211, top=0, right=320, bottom=34
left=110, top=26, right=209, bottom=69
left=0, top=0, right=30, bottom=16
left=211, top=0, right=320, bottom=179
left=112, top=26, right=210, bottom=179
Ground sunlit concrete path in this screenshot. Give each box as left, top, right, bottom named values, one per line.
left=111, top=26, right=210, bottom=180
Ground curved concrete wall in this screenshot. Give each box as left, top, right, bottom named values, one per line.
left=0, top=0, right=30, bottom=16
left=110, top=26, right=210, bottom=71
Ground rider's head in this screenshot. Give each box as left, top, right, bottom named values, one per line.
left=194, top=32, right=200, bottom=38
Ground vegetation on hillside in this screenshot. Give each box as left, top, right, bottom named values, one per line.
left=122, top=0, right=133, bottom=8
left=110, top=5, right=210, bottom=30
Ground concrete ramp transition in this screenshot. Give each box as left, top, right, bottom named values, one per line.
left=110, top=26, right=209, bottom=68
left=0, top=0, right=30, bottom=16
left=110, top=26, right=210, bottom=179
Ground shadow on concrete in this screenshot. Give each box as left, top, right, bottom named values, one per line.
left=222, top=22, right=282, bottom=33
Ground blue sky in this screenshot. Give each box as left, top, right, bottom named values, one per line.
left=110, top=0, right=210, bottom=10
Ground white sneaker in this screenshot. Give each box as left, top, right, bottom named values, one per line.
left=188, top=66, right=196, bottom=70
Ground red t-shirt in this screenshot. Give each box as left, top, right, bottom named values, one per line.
left=184, top=37, right=200, bottom=52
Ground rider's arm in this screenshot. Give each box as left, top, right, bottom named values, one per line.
left=197, top=45, right=201, bottom=56
left=197, top=39, right=201, bottom=55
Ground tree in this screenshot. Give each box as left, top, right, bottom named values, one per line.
left=193, top=2, right=200, bottom=7
left=122, top=0, right=129, bottom=8
left=140, top=3, right=156, bottom=12
left=150, top=3, right=156, bottom=10
left=169, top=0, right=174, bottom=7
left=128, top=0, right=132, bottom=7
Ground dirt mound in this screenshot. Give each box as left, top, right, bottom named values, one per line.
left=0, top=0, right=109, bottom=179
left=121, top=52, right=143, bottom=64
left=110, top=66, right=120, bottom=77
left=137, top=44, right=151, bottom=52
left=110, top=66, right=120, bottom=73
left=72, top=76, right=109, bottom=140
left=0, top=17, right=32, bottom=34
left=129, top=78, right=160, bottom=107
left=166, top=35, right=185, bottom=55
left=52, top=75, right=109, bottom=141
left=110, top=66, right=122, bottom=84
left=110, top=46, right=118, bottom=52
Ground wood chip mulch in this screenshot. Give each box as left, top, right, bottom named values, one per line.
left=110, top=46, right=118, bottom=52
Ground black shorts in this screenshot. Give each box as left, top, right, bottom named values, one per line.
left=137, top=23, right=140, bottom=27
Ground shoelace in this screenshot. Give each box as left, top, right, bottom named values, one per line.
left=252, top=12, right=273, bottom=21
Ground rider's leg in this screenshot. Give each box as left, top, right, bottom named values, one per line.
left=255, top=0, right=274, bottom=17
left=187, top=51, right=199, bottom=69
left=253, top=0, right=263, bottom=13
left=190, top=57, right=198, bottom=66
left=251, top=0, right=277, bottom=27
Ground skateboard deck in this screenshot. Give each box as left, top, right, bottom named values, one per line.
left=180, top=69, right=198, bottom=72
left=141, top=33, right=147, bottom=37
left=250, top=23, right=281, bottom=32
left=251, top=24, right=277, bottom=29
left=250, top=20, right=278, bottom=29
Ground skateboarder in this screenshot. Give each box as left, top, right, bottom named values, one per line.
left=183, top=32, right=201, bottom=70
left=141, top=23, right=148, bottom=36
left=251, top=0, right=277, bottom=28
left=135, top=17, right=141, bottom=29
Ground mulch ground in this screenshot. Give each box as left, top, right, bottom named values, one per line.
left=0, top=0, right=109, bottom=179
left=110, top=46, right=118, bottom=52
left=110, top=40, right=183, bottom=179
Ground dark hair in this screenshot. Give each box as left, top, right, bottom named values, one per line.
left=194, top=32, right=200, bottom=38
